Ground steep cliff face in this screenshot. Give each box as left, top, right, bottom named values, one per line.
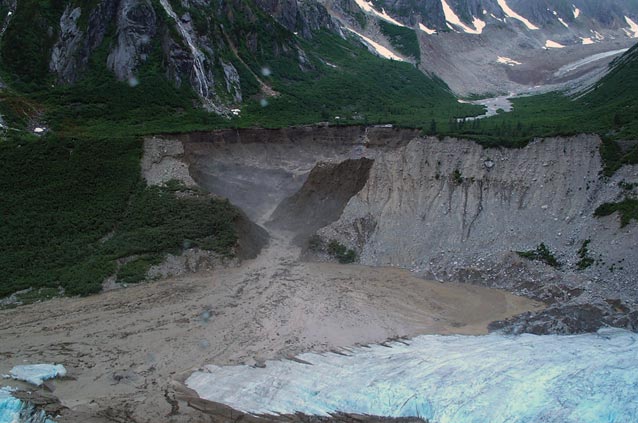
left=3, top=0, right=332, bottom=114
left=255, top=0, right=338, bottom=38
left=107, top=0, right=157, bottom=82
left=318, top=135, right=638, bottom=314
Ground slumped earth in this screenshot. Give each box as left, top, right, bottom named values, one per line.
left=2, top=126, right=636, bottom=422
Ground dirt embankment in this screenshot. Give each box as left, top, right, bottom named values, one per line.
left=319, top=135, right=638, bottom=333
left=3, top=126, right=636, bottom=421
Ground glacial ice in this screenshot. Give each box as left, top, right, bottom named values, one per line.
left=186, top=329, right=638, bottom=422
left=8, top=364, right=66, bottom=386
left=0, top=387, right=56, bottom=423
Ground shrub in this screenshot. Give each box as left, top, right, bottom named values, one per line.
left=327, top=240, right=357, bottom=264
left=516, top=243, right=560, bottom=268
left=594, top=198, right=638, bottom=227
left=576, top=240, right=595, bottom=270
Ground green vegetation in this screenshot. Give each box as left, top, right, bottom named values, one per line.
left=516, top=243, right=560, bottom=268
left=231, top=31, right=480, bottom=128
left=0, top=135, right=239, bottom=298
left=327, top=240, right=357, bottom=264
left=448, top=44, right=638, bottom=150
left=117, top=254, right=164, bottom=285
left=452, top=169, right=463, bottom=185
left=378, top=21, right=420, bottom=61
left=576, top=240, right=595, bottom=270
left=594, top=198, right=638, bottom=227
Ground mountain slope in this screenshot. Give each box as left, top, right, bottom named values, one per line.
left=325, top=0, right=638, bottom=95
left=0, top=0, right=481, bottom=136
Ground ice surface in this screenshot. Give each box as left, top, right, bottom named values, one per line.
left=187, top=329, right=638, bottom=422
left=9, top=364, right=66, bottom=386
left=0, top=387, right=56, bottom=423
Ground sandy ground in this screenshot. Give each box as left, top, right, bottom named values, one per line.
left=0, top=232, right=542, bottom=422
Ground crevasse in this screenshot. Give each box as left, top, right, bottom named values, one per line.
left=0, top=388, right=56, bottom=423
left=186, top=329, right=638, bottom=422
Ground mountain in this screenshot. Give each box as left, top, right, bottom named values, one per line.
left=324, top=0, right=638, bottom=95
left=0, top=0, right=483, bottom=134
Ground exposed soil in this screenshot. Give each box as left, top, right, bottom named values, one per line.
left=0, top=230, right=541, bottom=422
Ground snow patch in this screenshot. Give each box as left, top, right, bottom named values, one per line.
left=545, top=39, right=565, bottom=49
left=441, top=0, right=486, bottom=34
left=553, top=48, right=629, bottom=78
left=573, top=6, right=580, bottom=19
left=624, top=16, right=638, bottom=38
left=186, top=330, right=638, bottom=421
left=8, top=364, right=67, bottom=386
left=353, top=0, right=406, bottom=28
left=346, top=28, right=404, bottom=61
left=581, top=37, right=594, bottom=45
left=558, top=17, right=569, bottom=28
left=497, top=0, right=539, bottom=30
left=497, top=56, right=522, bottom=66
left=418, top=23, right=436, bottom=35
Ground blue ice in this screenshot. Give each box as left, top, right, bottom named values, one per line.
left=8, top=364, right=66, bottom=386
left=0, top=387, right=56, bottom=423
left=186, top=329, right=638, bottom=422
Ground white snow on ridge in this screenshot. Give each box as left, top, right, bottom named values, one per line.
left=545, top=39, right=565, bottom=49
left=624, top=16, right=638, bottom=38
left=441, top=0, right=486, bottom=34
left=186, top=330, right=638, bottom=422
left=353, top=0, right=406, bottom=28
left=346, top=28, right=405, bottom=61
left=573, top=6, right=581, bottom=19
left=418, top=23, right=436, bottom=35
left=592, top=30, right=604, bottom=40
left=497, top=56, right=522, bottom=66
left=496, top=0, right=539, bottom=30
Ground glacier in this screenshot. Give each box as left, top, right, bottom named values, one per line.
left=186, top=329, right=638, bottom=422
left=0, top=387, right=56, bottom=423
left=8, top=364, right=66, bottom=386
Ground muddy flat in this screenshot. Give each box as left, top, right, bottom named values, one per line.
left=0, top=233, right=542, bottom=421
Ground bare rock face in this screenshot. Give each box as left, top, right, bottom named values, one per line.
left=49, top=7, right=83, bottom=83
left=254, top=0, right=338, bottom=38
left=50, top=2, right=119, bottom=84
left=107, top=0, right=157, bottom=81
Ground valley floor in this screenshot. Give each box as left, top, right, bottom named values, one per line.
left=0, top=231, right=541, bottom=422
